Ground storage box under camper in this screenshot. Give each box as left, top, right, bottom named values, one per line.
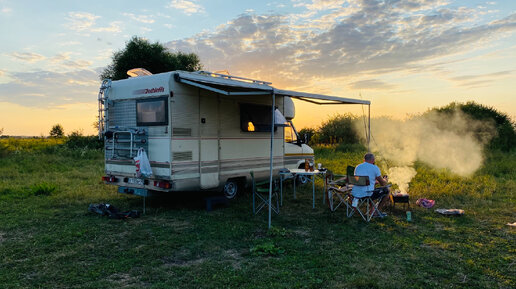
left=98, top=71, right=315, bottom=198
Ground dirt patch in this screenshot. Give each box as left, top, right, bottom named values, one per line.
left=222, top=249, right=244, bottom=270
left=292, top=228, right=310, bottom=238
left=162, top=256, right=207, bottom=267
left=107, top=272, right=144, bottom=287
left=161, top=248, right=207, bottom=267
left=167, top=220, right=191, bottom=230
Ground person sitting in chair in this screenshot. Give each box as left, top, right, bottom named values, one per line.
left=351, top=153, right=390, bottom=216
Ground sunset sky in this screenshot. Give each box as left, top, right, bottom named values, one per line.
left=1, top=0, right=515, bottom=136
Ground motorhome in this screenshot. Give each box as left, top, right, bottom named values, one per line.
left=98, top=70, right=316, bottom=198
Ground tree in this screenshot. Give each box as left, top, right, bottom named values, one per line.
left=100, top=36, right=203, bottom=80
left=49, top=124, right=64, bottom=138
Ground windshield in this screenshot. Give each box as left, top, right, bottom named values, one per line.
left=284, top=121, right=299, bottom=143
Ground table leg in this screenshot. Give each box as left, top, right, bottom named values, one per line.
left=323, top=173, right=327, bottom=205
left=280, top=175, right=283, bottom=206
left=312, top=175, right=315, bottom=209
left=293, top=174, right=297, bottom=199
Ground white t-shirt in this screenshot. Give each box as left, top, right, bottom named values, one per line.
left=351, top=162, right=381, bottom=197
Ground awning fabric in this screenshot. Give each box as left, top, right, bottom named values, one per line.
left=174, top=71, right=272, bottom=96
left=174, top=71, right=370, bottom=105
left=274, top=89, right=370, bottom=105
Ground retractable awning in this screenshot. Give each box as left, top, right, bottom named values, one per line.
left=275, top=89, right=370, bottom=105
left=174, top=71, right=370, bottom=105
left=174, top=71, right=372, bottom=229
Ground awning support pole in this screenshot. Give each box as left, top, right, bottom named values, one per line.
left=368, top=104, right=371, bottom=152
left=268, top=92, right=275, bottom=229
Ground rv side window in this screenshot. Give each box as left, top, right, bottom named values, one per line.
left=240, top=103, right=276, bottom=132
left=136, top=97, right=168, bottom=126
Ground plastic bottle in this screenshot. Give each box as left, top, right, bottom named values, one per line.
left=406, top=211, right=412, bottom=222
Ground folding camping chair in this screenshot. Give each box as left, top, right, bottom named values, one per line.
left=251, top=171, right=280, bottom=215
left=345, top=165, right=390, bottom=222
left=326, top=170, right=352, bottom=212
left=346, top=175, right=377, bottom=221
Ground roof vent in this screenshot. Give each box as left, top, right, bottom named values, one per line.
left=127, top=68, right=153, bottom=77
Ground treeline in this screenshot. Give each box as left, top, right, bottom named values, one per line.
left=0, top=129, right=102, bottom=157
left=299, top=101, right=516, bottom=153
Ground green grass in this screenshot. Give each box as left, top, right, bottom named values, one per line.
left=0, top=140, right=514, bottom=288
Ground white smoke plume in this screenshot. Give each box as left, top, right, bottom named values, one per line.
left=388, top=167, right=417, bottom=194
left=361, top=109, right=494, bottom=193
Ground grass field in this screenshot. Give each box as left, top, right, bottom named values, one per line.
left=0, top=139, right=514, bottom=288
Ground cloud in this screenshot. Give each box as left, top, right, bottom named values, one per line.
left=122, top=13, right=156, bottom=24
left=0, top=70, right=99, bottom=107
left=349, top=79, right=397, bottom=90
left=58, top=41, right=81, bottom=46
left=9, top=52, right=46, bottom=63
left=67, top=12, right=99, bottom=31
left=296, top=0, right=346, bottom=11
left=66, top=12, right=122, bottom=33
left=50, top=52, right=72, bottom=63
left=165, top=1, right=516, bottom=89
left=92, top=21, right=122, bottom=33
left=61, top=59, right=93, bottom=69
left=449, top=70, right=513, bottom=88
left=167, top=0, right=205, bottom=15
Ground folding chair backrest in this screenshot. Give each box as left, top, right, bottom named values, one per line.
left=346, top=165, right=355, bottom=178
left=325, top=170, right=334, bottom=182
left=348, top=175, right=370, bottom=186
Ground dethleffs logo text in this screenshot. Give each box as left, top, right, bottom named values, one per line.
left=133, top=86, right=165, bottom=95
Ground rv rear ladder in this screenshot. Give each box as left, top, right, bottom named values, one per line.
left=97, top=79, right=112, bottom=139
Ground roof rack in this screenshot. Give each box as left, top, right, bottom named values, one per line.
left=194, top=70, right=272, bottom=86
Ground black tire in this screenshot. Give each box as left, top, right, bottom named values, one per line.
left=223, top=180, right=239, bottom=199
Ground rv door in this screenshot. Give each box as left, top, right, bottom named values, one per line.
left=199, top=92, right=220, bottom=189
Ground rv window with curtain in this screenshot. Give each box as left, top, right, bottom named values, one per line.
left=240, top=103, right=275, bottom=132
left=136, top=97, right=168, bottom=126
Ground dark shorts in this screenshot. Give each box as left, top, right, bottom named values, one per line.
left=371, top=187, right=389, bottom=199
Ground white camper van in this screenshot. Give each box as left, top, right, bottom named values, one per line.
left=98, top=71, right=315, bottom=198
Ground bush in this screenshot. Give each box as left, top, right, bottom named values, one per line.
left=250, top=241, right=285, bottom=256
left=431, top=102, right=516, bottom=152
left=0, top=141, right=8, bottom=157
left=318, top=114, right=360, bottom=145
left=30, top=182, right=57, bottom=196
left=298, top=128, right=316, bottom=145
left=335, top=142, right=367, bottom=153
left=65, top=130, right=103, bottom=150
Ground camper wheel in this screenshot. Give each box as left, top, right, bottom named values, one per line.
left=223, top=179, right=240, bottom=199
left=296, top=165, right=310, bottom=185
left=297, top=175, right=309, bottom=185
